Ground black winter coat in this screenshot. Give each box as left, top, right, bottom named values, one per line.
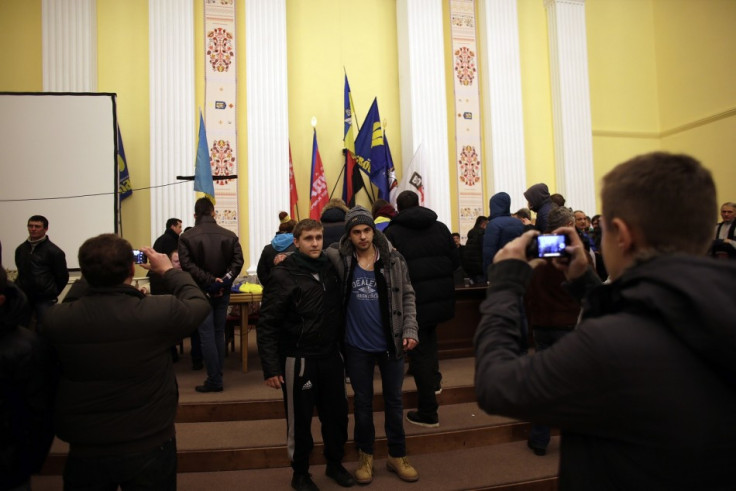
left=256, top=253, right=344, bottom=379
left=384, top=206, right=459, bottom=326
left=476, top=256, right=736, bottom=490
left=45, top=270, right=210, bottom=456
left=0, top=283, right=55, bottom=489
left=321, top=207, right=347, bottom=250
left=152, top=228, right=180, bottom=256
left=462, top=226, right=485, bottom=277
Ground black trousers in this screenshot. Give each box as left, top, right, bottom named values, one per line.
left=410, top=323, right=441, bottom=419
left=282, top=351, right=348, bottom=474
left=63, top=437, right=176, bottom=491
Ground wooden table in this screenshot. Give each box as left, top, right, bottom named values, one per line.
left=229, top=292, right=262, bottom=373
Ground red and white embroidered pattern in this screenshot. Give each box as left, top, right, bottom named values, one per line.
left=458, top=145, right=481, bottom=186
left=207, top=27, right=234, bottom=72
left=454, top=46, right=476, bottom=86
left=210, top=139, right=235, bottom=184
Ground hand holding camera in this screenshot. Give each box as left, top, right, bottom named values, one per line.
left=494, top=228, right=589, bottom=282
left=136, top=246, right=173, bottom=276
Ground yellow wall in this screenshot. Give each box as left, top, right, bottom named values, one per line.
left=286, top=0, right=401, bottom=220
left=0, top=1, right=42, bottom=91
left=586, top=0, right=661, bottom=213
left=653, top=0, right=736, bottom=207
left=97, top=0, right=151, bottom=272
left=517, top=0, right=556, bottom=193
left=2, top=0, right=734, bottom=256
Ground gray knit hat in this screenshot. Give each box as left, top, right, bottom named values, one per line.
left=345, top=205, right=376, bottom=233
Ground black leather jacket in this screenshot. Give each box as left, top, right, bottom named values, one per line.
left=14, top=236, right=68, bottom=302
left=178, top=216, right=244, bottom=290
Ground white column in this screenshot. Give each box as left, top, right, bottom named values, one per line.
left=478, top=0, right=527, bottom=211
left=42, top=0, right=97, bottom=92
left=544, top=0, right=596, bottom=214
left=148, top=0, right=195, bottom=241
left=396, top=0, right=451, bottom=226
left=245, top=0, right=290, bottom=273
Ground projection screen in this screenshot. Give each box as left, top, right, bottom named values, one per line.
left=0, top=92, right=118, bottom=270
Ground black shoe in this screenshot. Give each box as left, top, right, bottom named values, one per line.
left=192, top=361, right=204, bottom=370
left=326, top=462, right=355, bottom=487
left=406, top=410, right=439, bottom=428
left=291, top=473, right=319, bottom=491
left=195, top=384, right=223, bottom=393
left=527, top=440, right=546, bottom=456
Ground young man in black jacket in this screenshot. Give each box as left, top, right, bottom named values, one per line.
left=14, top=215, right=68, bottom=330
left=475, top=152, right=736, bottom=489
left=257, top=219, right=354, bottom=491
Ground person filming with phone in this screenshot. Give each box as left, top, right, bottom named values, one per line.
left=474, top=152, right=736, bottom=489
left=44, top=235, right=211, bottom=490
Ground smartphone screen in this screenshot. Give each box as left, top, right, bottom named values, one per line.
left=536, top=234, right=567, bottom=258
left=132, top=249, right=147, bottom=264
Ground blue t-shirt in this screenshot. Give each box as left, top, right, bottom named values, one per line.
left=345, top=264, right=386, bottom=352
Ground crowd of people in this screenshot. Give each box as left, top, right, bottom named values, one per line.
left=1, top=151, right=735, bottom=490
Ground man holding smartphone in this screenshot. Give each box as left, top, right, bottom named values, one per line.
left=474, top=152, right=736, bottom=488
left=44, top=235, right=211, bottom=490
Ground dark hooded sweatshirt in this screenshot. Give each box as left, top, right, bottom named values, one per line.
left=475, top=255, right=736, bottom=490
left=482, top=192, right=524, bottom=278
left=523, top=183, right=554, bottom=233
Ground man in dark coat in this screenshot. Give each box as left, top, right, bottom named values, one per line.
left=523, top=183, right=555, bottom=234
left=482, top=192, right=525, bottom=278
left=320, top=198, right=350, bottom=249
left=384, top=191, right=459, bottom=427
left=179, top=198, right=244, bottom=393
left=14, top=215, right=68, bottom=329
left=44, top=234, right=210, bottom=490
left=461, top=215, right=487, bottom=284
left=475, top=152, right=736, bottom=489
left=0, top=268, right=55, bottom=490
left=152, top=218, right=182, bottom=256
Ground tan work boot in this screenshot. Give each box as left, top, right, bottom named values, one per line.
left=386, top=455, right=419, bottom=482
left=354, top=450, right=374, bottom=484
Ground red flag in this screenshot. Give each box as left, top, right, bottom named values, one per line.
left=309, top=130, right=329, bottom=219
left=288, top=143, right=298, bottom=218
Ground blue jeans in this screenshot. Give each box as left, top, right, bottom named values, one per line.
left=345, top=345, right=406, bottom=457
left=198, top=292, right=229, bottom=389
left=528, top=327, right=573, bottom=449
left=63, top=437, right=176, bottom=490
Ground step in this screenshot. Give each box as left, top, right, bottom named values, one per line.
left=33, top=438, right=560, bottom=491
left=43, top=402, right=531, bottom=473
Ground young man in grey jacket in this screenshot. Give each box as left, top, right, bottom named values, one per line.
left=326, top=206, right=419, bottom=484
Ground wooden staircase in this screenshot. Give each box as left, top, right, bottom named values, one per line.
left=34, top=331, right=559, bottom=490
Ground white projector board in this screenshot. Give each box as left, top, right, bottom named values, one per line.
left=0, top=92, right=118, bottom=270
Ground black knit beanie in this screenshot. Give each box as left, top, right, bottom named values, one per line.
left=344, top=205, right=376, bottom=234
